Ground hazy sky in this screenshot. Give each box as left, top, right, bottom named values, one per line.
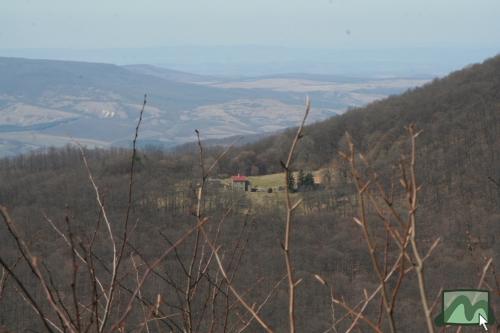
left=2, top=0, right=500, bottom=50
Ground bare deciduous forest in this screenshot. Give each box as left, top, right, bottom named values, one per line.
left=0, top=56, right=499, bottom=333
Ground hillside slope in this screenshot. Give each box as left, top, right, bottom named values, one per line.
left=123, top=64, right=216, bottom=83
left=0, top=57, right=426, bottom=156
left=235, top=54, right=499, bottom=173
left=0, top=57, right=248, bottom=154
left=216, top=55, right=500, bottom=224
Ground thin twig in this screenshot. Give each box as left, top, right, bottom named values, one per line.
left=281, top=97, right=311, bottom=333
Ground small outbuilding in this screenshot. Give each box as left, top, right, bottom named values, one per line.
left=231, top=174, right=251, bottom=192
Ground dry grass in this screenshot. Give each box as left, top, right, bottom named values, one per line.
left=248, top=173, right=285, bottom=188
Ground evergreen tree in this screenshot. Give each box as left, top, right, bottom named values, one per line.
left=287, top=172, right=296, bottom=192
left=297, top=169, right=305, bottom=189
left=303, top=172, right=315, bottom=189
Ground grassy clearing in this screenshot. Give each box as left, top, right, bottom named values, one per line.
left=248, top=172, right=285, bottom=188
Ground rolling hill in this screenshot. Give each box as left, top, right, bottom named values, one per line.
left=232, top=54, right=500, bottom=174
left=213, top=54, right=500, bottom=233
left=0, top=57, right=427, bottom=156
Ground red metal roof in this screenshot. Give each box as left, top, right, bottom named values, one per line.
left=231, top=175, right=248, bottom=182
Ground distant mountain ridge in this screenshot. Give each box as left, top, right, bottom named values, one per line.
left=0, top=56, right=427, bottom=156
left=123, top=64, right=217, bottom=84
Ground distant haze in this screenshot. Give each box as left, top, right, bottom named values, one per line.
left=1, top=1, right=499, bottom=76
left=2, top=0, right=500, bottom=49
left=1, top=47, right=498, bottom=77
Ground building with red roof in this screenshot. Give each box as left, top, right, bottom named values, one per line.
left=231, top=174, right=251, bottom=191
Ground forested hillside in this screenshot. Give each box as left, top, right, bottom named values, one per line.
left=216, top=54, right=500, bottom=248
left=227, top=54, right=500, bottom=177
left=0, top=56, right=498, bottom=332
